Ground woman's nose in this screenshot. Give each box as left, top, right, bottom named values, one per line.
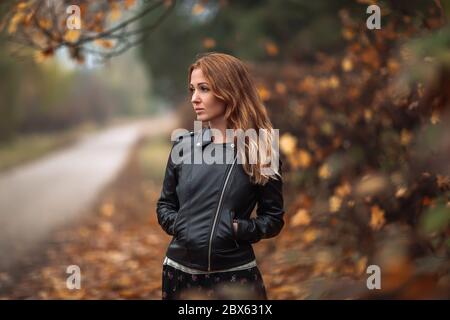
left=191, top=91, right=200, bottom=103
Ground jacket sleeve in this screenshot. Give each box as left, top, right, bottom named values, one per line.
left=156, top=141, right=180, bottom=236
left=234, top=159, right=285, bottom=244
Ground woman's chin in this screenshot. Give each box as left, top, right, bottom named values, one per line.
left=196, top=114, right=209, bottom=121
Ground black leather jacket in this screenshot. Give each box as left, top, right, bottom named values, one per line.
left=156, top=127, right=285, bottom=272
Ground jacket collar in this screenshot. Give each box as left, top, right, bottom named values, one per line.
left=194, top=126, right=213, bottom=148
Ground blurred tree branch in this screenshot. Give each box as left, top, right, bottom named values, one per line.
left=0, top=0, right=177, bottom=63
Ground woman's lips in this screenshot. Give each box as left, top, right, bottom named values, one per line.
left=195, top=108, right=205, bottom=113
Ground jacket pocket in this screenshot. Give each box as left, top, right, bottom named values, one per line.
left=213, top=210, right=239, bottom=251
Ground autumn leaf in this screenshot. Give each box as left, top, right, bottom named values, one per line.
left=275, top=82, right=287, bottom=95
left=341, top=57, right=353, bottom=72
left=291, top=208, right=311, bottom=227
left=64, top=30, right=81, bottom=43
left=257, top=84, right=271, bottom=101
left=192, top=3, right=205, bottom=15
left=202, top=37, right=216, bottom=49
left=369, top=205, right=386, bottom=231
left=7, top=12, right=24, bottom=34
left=436, top=175, right=450, bottom=191
left=400, top=129, right=412, bottom=145
left=95, top=39, right=116, bottom=49
left=328, top=75, right=340, bottom=88
left=101, top=202, right=115, bottom=217
left=280, top=133, right=297, bottom=156
left=265, top=41, right=279, bottom=56
left=430, top=111, right=440, bottom=124
left=356, top=256, right=368, bottom=276
left=296, top=149, right=312, bottom=168
left=335, top=182, right=352, bottom=197
left=395, top=186, right=408, bottom=198
left=302, top=228, right=318, bottom=244
left=341, top=27, right=355, bottom=40
left=34, top=48, right=54, bottom=63
left=329, top=195, right=342, bottom=213
left=318, top=163, right=331, bottom=179
left=124, top=0, right=137, bottom=9
left=38, top=18, right=52, bottom=29
left=109, top=3, right=122, bottom=22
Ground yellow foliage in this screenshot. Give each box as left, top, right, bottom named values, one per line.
left=342, top=57, right=353, bottom=72
left=279, top=133, right=297, bottom=156
left=369, top=205, right=386, bottom=231
left=257, top=85, right=271, bottom=102
left=329, top=195, right=342, bottom=213
left=297, top=149, right=312, bottom=168
left=291, top=209, right=311, bottom=227
left=8, top=12, right=24, bottom=34
left=318, top=163, right=331, bottom=179
left=110, top=3, right=122, bottom=22
left=64, top=30, right=81, bottom=43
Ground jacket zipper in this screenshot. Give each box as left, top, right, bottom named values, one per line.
left=208, top=155, right=238, bottom=272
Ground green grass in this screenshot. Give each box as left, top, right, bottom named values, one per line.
left=0, top=122, right=99, bottom=173
left=138, top=135, right=172, bottom=183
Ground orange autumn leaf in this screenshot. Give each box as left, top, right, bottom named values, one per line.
left=192, top=3, right=205, bottom=15
left=329, top=195, right=342, bottom=213
left=110, top=3, right=122, bottom=21
left=291, top=209, right=311, bottom=227
left=335, top=182, right=352, bottom=197
left=7, top=12, right=25, bottom=34
left=38, top=18, right=52, bottom=29
left=101, top=202, right=115, bottom=217
left=124, top=0, right=137, bottom=9
left=341, top=57, right=353, bottom=72
left=95, top=39, right=116, bottom=49
left=34, top=48, right=54, bottom=63
left=318, top=163, right=331, bottom=179
left=369, top=205, right=386, bottom=231
left=265, top=41, right=279, bottom=56
left=279, top=133, right=297, bottom=156
left=202, top=37, right=216, bottom=49
left=297, top=149, right=312, bottom=168
left=275, top=82, right=287, bottom=95
left=257, top=85, right=271, bottom=102
left=302, top=228, right=318, bottom=244
left=64, top=29, right=81, bottom=43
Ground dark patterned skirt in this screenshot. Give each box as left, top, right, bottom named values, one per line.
left=161, top=264, right=268, bottom=300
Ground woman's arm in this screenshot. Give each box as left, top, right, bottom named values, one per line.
left=156, top=141, right=180, bottom=236
left=233, top=159, right=285, bottom=243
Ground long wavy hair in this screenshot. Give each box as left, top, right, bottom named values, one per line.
left=188, top=52, right=280, bottom=185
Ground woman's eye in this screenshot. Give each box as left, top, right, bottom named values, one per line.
left=201, top=87, right=209, bottom=92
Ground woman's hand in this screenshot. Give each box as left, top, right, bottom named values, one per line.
left=233, top=221, right=238, bottom=235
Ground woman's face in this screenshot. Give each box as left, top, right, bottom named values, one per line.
left=189, top=68, right=226, bottom=122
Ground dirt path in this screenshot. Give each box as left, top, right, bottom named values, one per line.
left=0, top=114, right=174, bottom=271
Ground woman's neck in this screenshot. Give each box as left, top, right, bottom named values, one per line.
left=208, top=119, right=230, bottom=144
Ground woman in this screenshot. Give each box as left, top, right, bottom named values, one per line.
left=156, top=52, right=284, bottom=300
